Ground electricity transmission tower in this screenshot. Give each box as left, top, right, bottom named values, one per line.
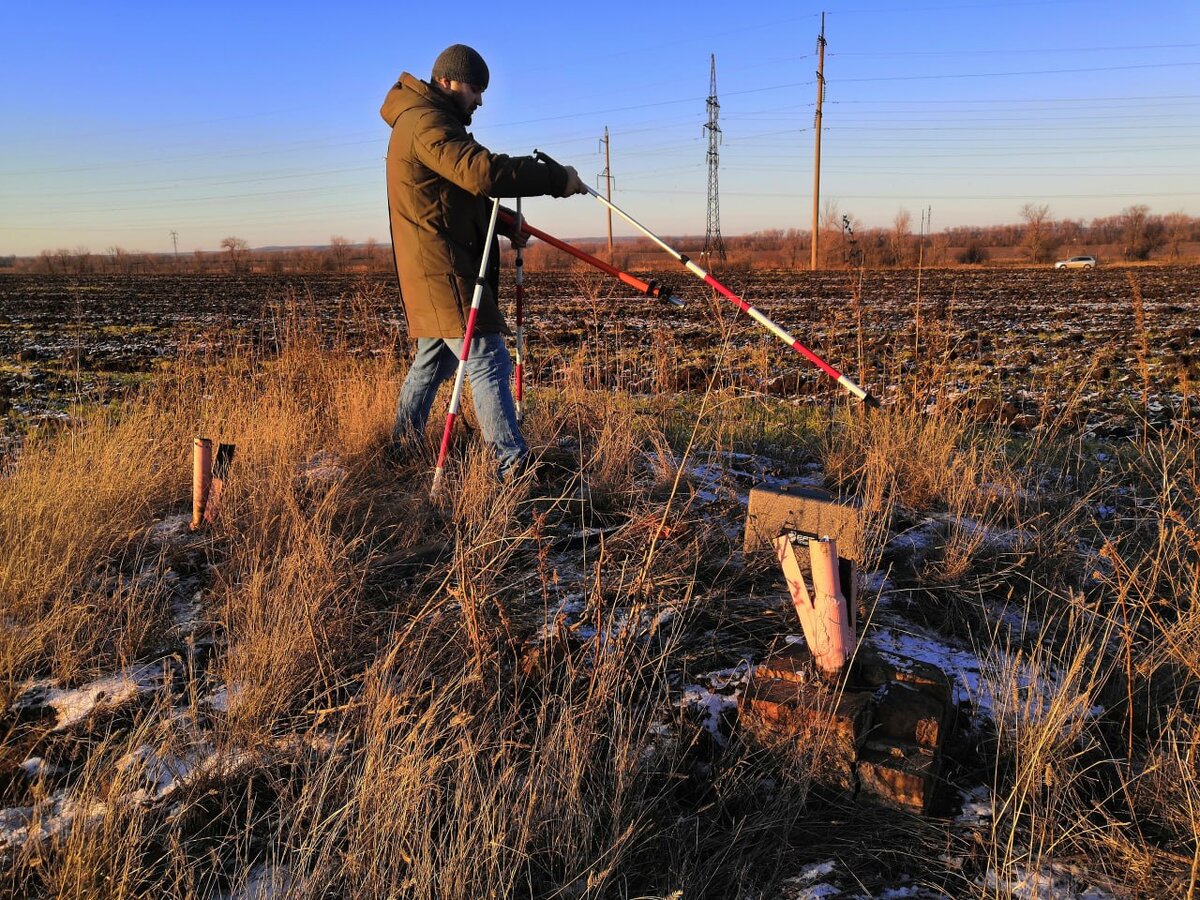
left=702, top=53, right=726, bottom=267
left=598, top=127, right=614, bottom=260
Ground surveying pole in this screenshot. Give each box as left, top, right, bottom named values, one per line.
left=811, top=13, right=826, bottom=271
left=599, top=127, right=614, bottom=260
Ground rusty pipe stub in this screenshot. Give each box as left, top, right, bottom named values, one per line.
left=190, top=437, right=213, bottom=532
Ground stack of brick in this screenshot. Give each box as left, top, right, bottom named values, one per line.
left=741, top=643, right=953, bottom=815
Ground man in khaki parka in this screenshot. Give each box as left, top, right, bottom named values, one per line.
left=381, top=44, right=585, bottom=478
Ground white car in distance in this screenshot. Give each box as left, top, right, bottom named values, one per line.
left=1055, top=255, right=1097, bottom=269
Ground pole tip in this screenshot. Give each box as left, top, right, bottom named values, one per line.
left=863, top=393, right=881, bottom=409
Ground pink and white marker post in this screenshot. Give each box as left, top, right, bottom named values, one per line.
left=430, top=197, right=502, bottom=498
left=534, top=150, right=878, bottom=408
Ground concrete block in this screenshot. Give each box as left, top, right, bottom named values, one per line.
left=852, top=645, right=953, bottom=709
left=753, top=644, right=814, bottom=685
left=744, top=484, right=865, bottom=562
left=871, top=682, right=946, bottom=752
left=857, top=741, right=939, bottom=815
left=742, top=677, right=874, bottom=790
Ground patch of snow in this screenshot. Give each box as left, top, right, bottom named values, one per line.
left=983, top=863, right=1116, bottom=900
left=299, top=449, right=346, bottom=485
left=867, top=626, right=982, bottom=710
left=864, top=571, right=894, bottom=594
left=18, top=757, right=54, bottom=780
left=884, top=519, right=943, bottom=568
left=777, top=860, right=842, bottom=899
left=943, top=514, right=1031, bottom=553
left=146, top=513, right=195, bottom=548
left=207, top=685, right=231, bottom=713
left=117, top=741, right=255, bottom=805
left=795, top=860, right=837, bottom=882
left=956, top=784, right=993, bottom=826
left=217, top=862, right=294, bottom=900
left=13, top=659, right=177, bottom=730
left=679, top=686, right=737, bottom=746
left=535, top=592, right=587, bottom=639
left=0, top=790, right=109, bottom=854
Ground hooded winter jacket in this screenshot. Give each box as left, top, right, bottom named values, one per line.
left=381, top=73, right=570, bottom=337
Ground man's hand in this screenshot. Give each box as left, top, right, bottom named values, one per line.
left=508, top=229, right=530, bottom=249
left=562, top=166, right=587, bottom=196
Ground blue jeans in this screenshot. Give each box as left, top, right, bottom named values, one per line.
left=394, top=334, right=527, bottom=478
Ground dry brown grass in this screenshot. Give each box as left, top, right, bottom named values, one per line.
left=2, top=297, right=1200, bottom=898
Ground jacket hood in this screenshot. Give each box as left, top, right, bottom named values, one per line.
left=381, top=72, right=467, bottom=128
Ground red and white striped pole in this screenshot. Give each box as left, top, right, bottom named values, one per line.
left=430, top=197, right=503, bottom=498
left=513, top=198, right=526, bottom=422
left=534, top=150, right=878, bottom=407
left=497, top=209, right=683, bottom=307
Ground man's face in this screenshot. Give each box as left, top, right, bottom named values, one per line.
left=440, top=79, right=484, bottom=121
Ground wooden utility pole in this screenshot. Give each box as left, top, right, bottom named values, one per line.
left=811, top=13, right=826, bottom=270
left=599, top=127, right=614, bottom=260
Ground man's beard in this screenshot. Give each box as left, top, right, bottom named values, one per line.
left=455, top=94, right=476, bottom=124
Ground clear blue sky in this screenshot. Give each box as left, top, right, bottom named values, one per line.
left=1, top=0, right=1197, bottom=255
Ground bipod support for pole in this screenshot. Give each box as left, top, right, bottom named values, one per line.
left=534, top=149, right=879, bottom=408
left=430, top=197, right=503, bottom=500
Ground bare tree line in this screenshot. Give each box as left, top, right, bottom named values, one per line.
left=7, top=207, right=1198, bottom=276
left=10, top=236, right=394, bottom=276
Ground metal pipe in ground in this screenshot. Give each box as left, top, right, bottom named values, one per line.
left=190, top=437, right=213, bottom=531
left=773, top=534, right=854, bottom=679
left=807, top=537, right=854, bottom=677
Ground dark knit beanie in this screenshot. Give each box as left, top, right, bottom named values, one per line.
left=431, top=44, right=489, bottom=90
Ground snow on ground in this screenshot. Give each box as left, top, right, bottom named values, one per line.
left=299, top=449, right=347, bottom=486
left=217, top=862, right=293, bottom=900
left=0, top=791, right=109, bottom=855
left=11, top=659, right=178, bottom=730
left=117, top=741, right=256, bottom=805
left=955, top=784, right=994, bottom=827
left=771, top=859, right=943, bottom=900
left=983, top=862, right=1117, bottom=899
left=678, top=659, right=753, bottom=747
left=145, top=513, right=194, bottom=548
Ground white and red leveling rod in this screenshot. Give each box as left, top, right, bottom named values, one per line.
left=534, top=150, right=878, bottom=407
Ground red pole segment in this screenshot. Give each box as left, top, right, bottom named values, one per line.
left=497, top=209, right=683, bottom=308
left=431, top=198, right=503, bottom=498
left=533, top=150, right=878, bottom=407
left=514, top=198, right=526, bottom=422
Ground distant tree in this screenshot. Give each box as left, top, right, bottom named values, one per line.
left=957, top=241, right=988, bottom=264
left=1162, top=210, right=1191, bottom=260
left=928, top=232, right=950, bottom=265
left=819, top=200, right=843, bottom=268
left=363, top=237, right=380, bottom=273
left=220, top=236, right=249, bottom=273
left=329, top=235, right=351, bottom=273
left=106, top=246, right=134, bottom=274
left=1120, top=205, right=1165, bottom=261
left=1019, top=203, right=1057, bottom=263
left=889, top=209, right=912, bottom=266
